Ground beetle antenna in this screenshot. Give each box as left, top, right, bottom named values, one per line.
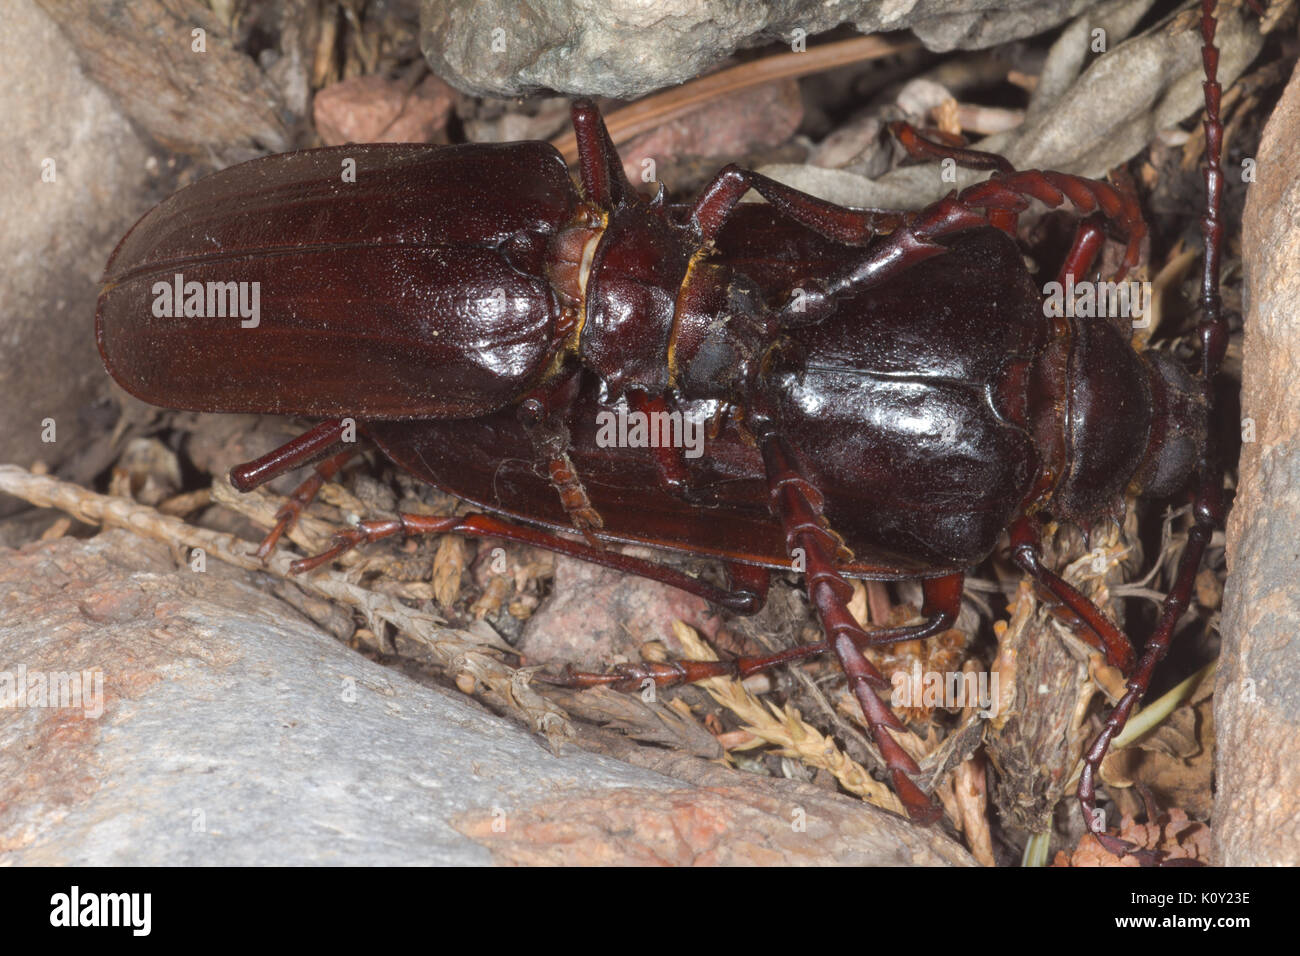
left=1077, top=0, right=1248, bottom=859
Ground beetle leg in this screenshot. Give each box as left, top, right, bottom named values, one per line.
left=517, top=395, right=606, bottom=547
left=759, top=428, right=944, bottom=824
left=255, top=449, right=357, bottom=560
left=1078, top=501, right=1218, bottom=854
left=888, top=122, right=1016, bottom=175
left=687, top=164, right=906, bottom=246
left=541, top=641, right=835, bottom=692
left=570, top=98, right=637, bottom=209
left=291, top=511, right=767, bottom=614
left=723, top=561, right=769, bottom=610
left=228, top=417, right=354, bottom=492
left=887, top=120, right=1145, bottom=271
left=956, top=170, right=1145, bottom=276
left=1054, top=213, right=1107, bottom=289
left=783, top=167, right=1147, bottom=332
left=1007, top=517, right=1136, bottom=673
left=226, top=418, right=362, bottom=557
left=627, top=391, right=720, bottom=507
left=887, top=121, right=1020, bottom=235
left=545, top=572, right=962, bottom=691
left=544, top=454, right=605, bottom=548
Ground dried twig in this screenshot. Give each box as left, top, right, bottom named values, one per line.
left=671, top=620, right=906, bottom=816
left=549, top=35, right=919, bottom=163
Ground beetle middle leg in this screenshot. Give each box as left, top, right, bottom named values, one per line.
left=253, top=450, right=357, bottom=560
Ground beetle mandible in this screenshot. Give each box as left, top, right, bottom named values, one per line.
left=96, top=0, right=1244, bottom=855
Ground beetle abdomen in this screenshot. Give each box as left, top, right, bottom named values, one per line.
left=97, top=142, right=579, bottom=419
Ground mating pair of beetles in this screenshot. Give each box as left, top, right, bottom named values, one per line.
left=97, top=0, right=1242, bottom=857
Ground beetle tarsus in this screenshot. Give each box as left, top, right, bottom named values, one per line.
left=289, top=516, right=414, bottom=573
left=888, top=121, right=1017, bottom=175
left=255, top=449, right=356, bottom=560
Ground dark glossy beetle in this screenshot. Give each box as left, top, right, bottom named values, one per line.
left=97, top=1, right=1238, bottom=852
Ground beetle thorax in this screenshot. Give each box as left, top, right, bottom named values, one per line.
left=549, top=202, right=778, bottom=404
left=569, top=204, right=692, bottom=396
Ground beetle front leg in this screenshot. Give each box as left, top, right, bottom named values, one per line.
left=517, top=390, right=606, bottom=546
left=570, top=98, right=637, bottom=209
left=759, top=428, right=953, bottom=824
left=688, top=164, right=906, bottom=248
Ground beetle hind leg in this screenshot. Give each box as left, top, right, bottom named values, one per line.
left=290, top=510, right=767, bottom=614
left=226, top=418, right=360, bottom=559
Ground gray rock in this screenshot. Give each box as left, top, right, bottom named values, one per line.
left=420, top=0, right=1105, bottom=99
left=1215, top=57, right=1300, bottom=868
left=0, top=1, right=152, bottom=490
left=0, top=530, right=973, bottom=865
left=0, top=532, right=684, bottom=864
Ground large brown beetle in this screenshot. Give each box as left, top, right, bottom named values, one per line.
left=96, top=0, right=1243, bottom=854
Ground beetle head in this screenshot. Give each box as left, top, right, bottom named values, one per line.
left=1035, top=319, right=1205, bottom=528
left=1130, top=349, right=1207, bottom=499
